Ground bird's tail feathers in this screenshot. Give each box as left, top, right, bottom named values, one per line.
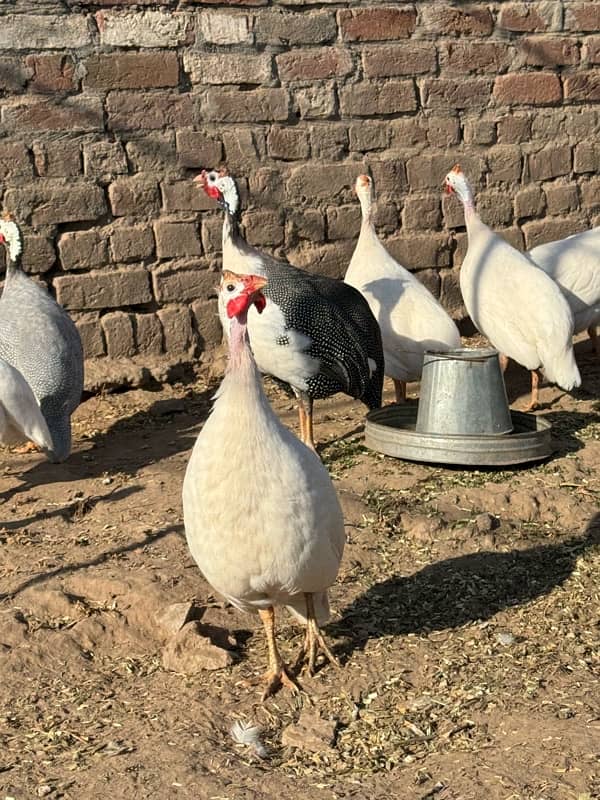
left=285, top=591, right=330, bottom=626
left=540, top=343, right=581, bottom=391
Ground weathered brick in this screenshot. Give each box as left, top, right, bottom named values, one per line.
left=287, top=239, right=355, bottom=280
left=154, top=221, right=202, bottom=259
left=523, top=217, right=587, bottom=249
left=126, top=134, right=178, bottom=174
left=564, top=3, right=600, bottom=32
left=158, top=306, right=194, bottom=354
left=4, top=181, right=106, bottom=226
left=107, top=91, right=192, bottom=131
left=442, top=193, right=468, bottom=229
left=310, top=123, right=347, bottom=160
left=191, top=300, right=222, bottom=349
left=370, top=158, right=407, bottom=194
left=519, top=36, right=580, bottom=67
left=84, top=52, right=179, bottom=90
left=464, top=118, right=496, bottom=145
left=201, top=216, right=224, bottom=253
left=581, top=176, right=600, bottom=208
left=583, top=35, right=600, bottom=63
left=97, top=10, right=189, bottom=47
left=389, top=118, right=427, bottom=148
left=372, top=202, right=399, bottom=232
left=176, top=129, right=222, bottom=168
left=349, top=121, right=389, bottom=151
left=102, top=312, right=136, bottom=359
left=185, top=52, right=271, bottom=85
left=564, top=71, right=600, bottom=102
left=255, top=10, right=336, bottom=45
left=422, top=78, right=493, bottom=109
left=202, top=88, right=289, bottom=123
left=83, top=142, right=128, bottom=178
left=222, top=129, right=267, bottom=172
left=439, top=41, right=513, bottom=74
left=58, top=231, right=108, bottom=271
left=406, top=154, right=483, bottom=191
left=76, top=315, right=106, bottom=359
left=162, top=180, right=215, bottom=213
left=110, top=226, right=155, bottom=263
left=340, top=80, right=416, bottom=116
left=477, top=191, right=514, bottom=227
left=25, top=54, right=77, bottom=93
left=277, top=48, right=353, bottom=81
left=0, top=15, right=91, bottom=50
left=199, top=12, right=252, bottom=45
left=386, top=234, right=451, bottom=270
left=0, top=142, right=33, bottom=181
left=420, top=5, right=494, bottom=35
left=363, top=43, right=436, bottom=77
left=402, top=195, right=441, bottom=231
left=530, top=110, right=566, bottom=140
left=2, top=97, right=104, bottom=132
left=499, top=3, right=559, bottom=32
left=54, top=268, right=152, bottom=311
left=339, top=7, right=416, bottom=41
left=249, top=168, right=285, bottom=209
left=573, top=142, right=600, bottom=173
left=21, top=235, right=55, bottom=275
left=493, top=73, right=562, bottom=105
left=544, top=183, right=579, bottom=215
left=287, top=163, right=357, bottom=201
left=33, top=142, right=81, bottom=178
left=527, top=145, right=571, bottom=181
left=440, top=268, right=466, bottom=318
left=109, top=176, right=160, bottom=217
left=515, top=185, right=545, bottom=219
left=326, top=205, right=361, bottom=240
left=267, top=126, right=310, bottom=160
left=243, top=209, right=284, bottom=247
left=187, top=0, right=266, bottom=5
left=293, top=84, right=336, bottom=119
left=153, top=264, right=216, bottom=303
left=487, top=145, right=523, bottom=182
left=497, top=114, right=531, bottom=143
left=0, top=57, right=27, bottom=92
left=286, top=209, right=325, bottom=243
left=134, top=313, right=163, bottom=355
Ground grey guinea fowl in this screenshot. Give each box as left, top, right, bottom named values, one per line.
left=0, top=218, right=84, bottom=462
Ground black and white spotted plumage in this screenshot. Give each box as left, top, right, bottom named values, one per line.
left=0, top=221, right=84, bottom=462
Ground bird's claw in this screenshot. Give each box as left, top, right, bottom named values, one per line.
left=261, top=666, right=301, bottom=701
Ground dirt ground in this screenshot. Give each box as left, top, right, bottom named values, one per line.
left=1, top=336, right=599, bottom=800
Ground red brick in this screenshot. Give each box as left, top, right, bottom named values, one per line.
left=339, top=7, right=416, bottom=42
left=84, top=52, right=179, bottom=89
left=519, top=36, right=580, bottom=67
left=54, top=268, right=152, bottom=310
left=421, top=5, right=494, bottom=35
left=58, top=230, right=108, bottom=271
left=583, top=35, right=600, bottom=63
left=2, top=97, right=103, bottom=132
left=527, top=145, right=571, bottom=181
left=33, top=142, right=81, bottom=178
left=362, top=43, right=436, bottom=77
left=154, top=221, right=202, bottom=259
left=493, top=73, right=562, bottom=105
left=340, top=80, right=416, bottom=116
left=202, top=88, right=289, bottom=122
left=267, top=126, right=311, bottom=160
left=439, top=41, right=513, bottom=74
left=277, top=48, right=353, bottom=81
left=565, top=3, right=600, bottom=32
left=109, top=176, right=160, bottom=217
left=106, top=91, right=192, bottom=130
left=564, top=70, right=600, bottom=101
left=176, top=129, right=222, bottom=167
left=498, top=4, right=557, bottom=32
left=422, top=78, right=493, bottom=109
left=25, top=54, right=77, bottom=93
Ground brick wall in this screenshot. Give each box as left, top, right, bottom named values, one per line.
left=1, top=2, right=599, bottom=368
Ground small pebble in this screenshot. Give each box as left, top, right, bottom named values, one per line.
left=102, top=477, right=112, bottom=485
left=496, top=632, right=515, bottom=646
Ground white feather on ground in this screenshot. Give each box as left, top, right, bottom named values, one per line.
left=230, top=720, right=268, bottom=759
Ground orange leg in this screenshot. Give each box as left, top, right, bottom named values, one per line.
left=294, top=593, right=340, bottom=676
left=393, top=379, right=406, bottom=404
left=498, top=353, right=509, bottom=373
left=524, top=369, right=540, bottom=412
left=258, top=607, right=300, bottom=700
left=588, top=325, right=599, bottom=356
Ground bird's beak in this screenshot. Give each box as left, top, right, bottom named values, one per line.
left=246, top=274, right=267, bottom=293
left=194, top=170, right=207, bottom=187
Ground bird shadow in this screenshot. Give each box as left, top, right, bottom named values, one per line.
left=330, top=512, right=599, bottom=657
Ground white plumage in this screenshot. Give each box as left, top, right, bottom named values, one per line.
left=345, top=174, right=460, bottom=402
left=0, top=357, right=53, bottom=452
left=529, top=226, right=600, bottom=352
left=444, top=166, right=580, bottom=408
left=182, top=271, right=345, bottom=698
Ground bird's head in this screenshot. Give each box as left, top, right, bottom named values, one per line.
left=443, top=165, right=474, bottom=207
left=221, top=270, right=267, bottom=320
left=0, top=215, right=23, bottom=263
left=195, top=167, right=239, bottom=216
left=355, top=173, right=374, bottom=197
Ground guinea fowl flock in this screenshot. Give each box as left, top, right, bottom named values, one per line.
left=1, top=166, right=598, bottom=698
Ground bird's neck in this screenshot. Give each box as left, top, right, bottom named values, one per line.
left=227, top=314, right=253, bottom=372
left=358, top=193, right=374, bottom=229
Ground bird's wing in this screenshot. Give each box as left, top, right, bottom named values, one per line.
left=0, top=358, right=53, bottom=451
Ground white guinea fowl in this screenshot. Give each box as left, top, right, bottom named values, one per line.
left=444, top=165, right=580, bottom=409
left=182, top=270, right=345, bottom=699
left=345, top=174, right=461, bottom=403
left=528, top=226, right=600, bottom=355
left=0, top=357, right=53, bottom=453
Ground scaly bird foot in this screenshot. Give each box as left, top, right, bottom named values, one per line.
left=261, top=665, right=301, bottom=701
left=296, top=621, right=340, bottom=677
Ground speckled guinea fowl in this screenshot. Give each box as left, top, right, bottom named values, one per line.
left=196, top=169, right=384, bottom=450
left=0, top=218, right=84, bottom=462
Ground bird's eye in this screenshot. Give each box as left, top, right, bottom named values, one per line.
left=226, top=284, right=235, bottom=292
left=208, top=172, right=217, bottom=182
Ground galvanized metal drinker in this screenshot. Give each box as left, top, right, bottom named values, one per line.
left=365, top=346, right=552, bottom=467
